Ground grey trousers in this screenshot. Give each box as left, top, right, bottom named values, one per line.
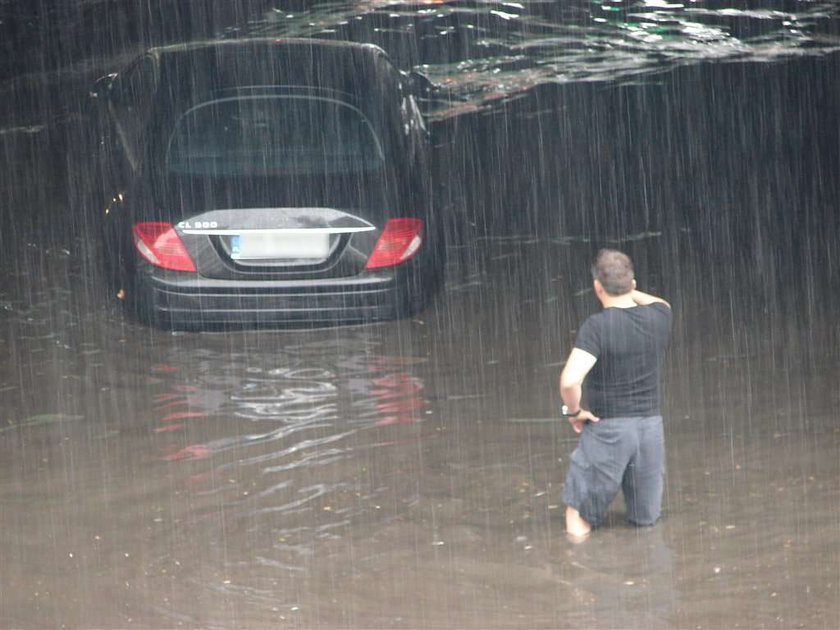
left=562, top=415, right=664, bottom=527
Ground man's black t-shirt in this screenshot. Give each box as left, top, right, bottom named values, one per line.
left=574, top=303, right=672, bottom=418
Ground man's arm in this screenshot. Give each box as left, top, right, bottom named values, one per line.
left=631, top=288, right=670, bottom=308
left=559, top=348, right=599, bottom=433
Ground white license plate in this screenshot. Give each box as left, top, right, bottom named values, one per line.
left=230, top=232, right=330, bottom=260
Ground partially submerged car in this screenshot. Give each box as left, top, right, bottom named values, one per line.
left=86, top=38, right=441, bottom=329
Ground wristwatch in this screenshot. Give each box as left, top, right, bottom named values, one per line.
left=561, top=405, right=581, bottom=418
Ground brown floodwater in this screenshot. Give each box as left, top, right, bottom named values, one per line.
left=0, top=216, right=838, bottom=628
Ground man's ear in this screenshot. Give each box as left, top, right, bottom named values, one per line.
left=593, top=278, right=603, bottom=296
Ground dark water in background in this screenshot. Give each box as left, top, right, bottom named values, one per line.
left=1, top=1, right=840, bottom=627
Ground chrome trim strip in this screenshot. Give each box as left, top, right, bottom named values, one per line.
left=179, top=226, right=375, bottom=235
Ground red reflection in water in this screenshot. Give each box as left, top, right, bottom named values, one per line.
left=159, top=410, right=208, bottom=422
left=148, top=354, right=429, bottom=461
left=154, top=423, right=185, bottom=433
left=164, top=444, right=213, bottom=461
left=371, top=373, right=426, bottom=425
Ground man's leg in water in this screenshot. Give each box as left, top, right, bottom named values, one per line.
left=622, top=416, right=665, bottom=526
left=562, top=419, right=635, bottom=535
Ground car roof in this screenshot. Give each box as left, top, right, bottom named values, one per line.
left=147, top=38, right=402, bottom=104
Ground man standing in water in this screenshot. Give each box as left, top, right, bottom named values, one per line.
left=559, top=249, right=672, bottom=537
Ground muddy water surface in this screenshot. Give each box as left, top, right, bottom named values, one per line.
left=0, top=219, right=838, bottom=628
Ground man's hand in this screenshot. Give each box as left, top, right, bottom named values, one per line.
left=568, top=409, right=599, bottom=433
left=631, top=288, right=670, bottom=308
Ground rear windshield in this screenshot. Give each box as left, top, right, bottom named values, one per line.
left=165, top=96, right=386, bottom=177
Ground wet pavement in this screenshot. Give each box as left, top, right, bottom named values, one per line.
left=1, top=2, right=840, bottom=627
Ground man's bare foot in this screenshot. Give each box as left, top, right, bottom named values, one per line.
left=565, top=506, right=592, bottom=538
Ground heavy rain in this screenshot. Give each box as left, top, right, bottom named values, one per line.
left=1, top=0, right=839, bottom=627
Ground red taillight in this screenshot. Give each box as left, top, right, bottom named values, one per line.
left=365, top=218, right=424, bottom=269
left=133, top=222, right=196, bottom=272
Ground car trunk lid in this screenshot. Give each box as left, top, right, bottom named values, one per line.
left=174, top=207, right=379, bottom=280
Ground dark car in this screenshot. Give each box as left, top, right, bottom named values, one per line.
left=85, top=38, right=442, bottom=329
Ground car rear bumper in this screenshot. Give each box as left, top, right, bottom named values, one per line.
left=134, top=267, right=426, bottom=328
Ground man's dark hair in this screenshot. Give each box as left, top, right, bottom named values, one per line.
left=591, top=249, right=634, bottom=296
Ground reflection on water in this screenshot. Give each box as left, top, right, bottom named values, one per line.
left=246, top=0, right=840, bottom=118
left=149, top=337, right=429, bottom=462
left=134, top=334, right=443, bottom=625
left=145, top=336, right=426, bottom=482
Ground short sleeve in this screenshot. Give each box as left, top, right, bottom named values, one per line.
left=650, top=302, right=672, bottom=317
left=574, top=315, right=601, bottom=358
left=649, top=302, right=673, bottom=331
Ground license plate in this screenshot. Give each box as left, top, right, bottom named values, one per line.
left=230, top=232, right=330, bottom=260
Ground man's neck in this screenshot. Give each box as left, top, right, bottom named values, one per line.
left=599, top=292, right=636, bottom=309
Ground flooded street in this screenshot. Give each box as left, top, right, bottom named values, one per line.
left=2, top=1, right=840, bottom=627
left=2, top=198, right=838, bottom=627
